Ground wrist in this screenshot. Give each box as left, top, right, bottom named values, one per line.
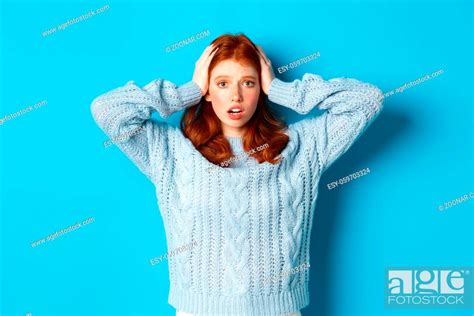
left=178, top=81, right=203, bottom=107
left=267, top=78, right=294, bottom=106
left=265, top=76, right=276, bottom=95
left=192, top=80, right=206, bottom=96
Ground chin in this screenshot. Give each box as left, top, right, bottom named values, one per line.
left=225, top=120, right=249, bottom=128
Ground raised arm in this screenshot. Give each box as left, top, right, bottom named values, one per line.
left=91, top=45, right=218, bottom=182
left=268, top=73, right=384, bottom=173
left=90, top=79, right=202, bottom=182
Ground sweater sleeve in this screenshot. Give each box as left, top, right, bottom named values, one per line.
left=268, top=73, right=384, bottom=173
left=90, top=79, right=202, bottom=182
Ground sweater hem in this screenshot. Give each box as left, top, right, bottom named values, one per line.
left=168, top=283, right=309, bottom=316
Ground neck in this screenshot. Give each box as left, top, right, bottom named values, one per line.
left=221, top=125, right=247, bottom=138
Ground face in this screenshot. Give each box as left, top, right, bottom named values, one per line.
left=205, top=59, right=260, bottom=137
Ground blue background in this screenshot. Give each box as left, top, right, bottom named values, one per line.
left=1, top=0, right=473, bottom=315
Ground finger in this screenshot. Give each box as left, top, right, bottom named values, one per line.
left=257, top=46, right=269, bottom=64
left=205, top=45, right=219, bottom=62
left=258, top=53, right=266, bottom=67
left=260, top=54, right=268, bottom=65
left=256, top=45, right=265, bottom=57
left=209, top=44, right=219, bottom=55
left=199, top=44, right=215, bottom=61
left=258, top=51, right=268, bottom=67
left=210, top=45, right=218, bottom=56
left=257, top=45, right=264, bottom=58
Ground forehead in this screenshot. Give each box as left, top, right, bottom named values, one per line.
left=210, top=59, right=258, bottom=78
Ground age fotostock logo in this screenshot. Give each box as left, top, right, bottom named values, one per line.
left=385, top=267, right=473, bottom=309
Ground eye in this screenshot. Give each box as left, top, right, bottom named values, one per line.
left=243, top=80, right=255, bottom=87
left=217, top=81, right=227, bottom=88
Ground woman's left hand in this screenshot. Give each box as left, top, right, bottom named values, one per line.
left=256, top=45, right=275, bottom=95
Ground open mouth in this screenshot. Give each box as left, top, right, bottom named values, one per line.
left=227, top=106, right=245, bottom=120
left=227, top=109, right=243, bottom=114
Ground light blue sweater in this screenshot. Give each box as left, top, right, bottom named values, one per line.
left=91, top=73, right=384, bottom=316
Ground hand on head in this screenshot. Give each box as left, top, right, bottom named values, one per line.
left=192, top=44, right=219, bottom=96
left=256, top=45, right=275, bottom=95
left=192, top=43, right=275, bottom=97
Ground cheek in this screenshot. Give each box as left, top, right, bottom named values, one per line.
left=245, top=90, right=260, bottom=108
left=208, top=89, right=227, bottom=110
left=213, top=95, right=229, bottom=111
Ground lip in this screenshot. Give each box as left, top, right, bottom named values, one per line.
left=227, top=104, right=245, bottom=113
left=227, top=111, right=244, bottom=120
left=227, top=104, right=245, bottom=120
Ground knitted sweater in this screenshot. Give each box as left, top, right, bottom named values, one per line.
left=90, top=73, right=384, bottom=316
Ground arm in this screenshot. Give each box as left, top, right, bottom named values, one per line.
left=268, top=73, right=384, bottom=173
left=90, top=79, right=202, bottom=182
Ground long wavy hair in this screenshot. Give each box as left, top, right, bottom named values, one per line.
left=180, top=33, right=289, bottom=167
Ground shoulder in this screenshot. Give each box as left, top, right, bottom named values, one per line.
left=284, top=117, right=324, bottom=173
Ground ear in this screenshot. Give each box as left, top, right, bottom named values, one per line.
left=204, top=93, right=212, bottom=102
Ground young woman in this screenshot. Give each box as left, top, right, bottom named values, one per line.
left=91, top=33, right=384, bottom=316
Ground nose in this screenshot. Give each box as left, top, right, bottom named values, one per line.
left=231, top=85, right=242, bottom=102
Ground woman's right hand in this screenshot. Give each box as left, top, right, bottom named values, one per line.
left=192, top=44, right=219, bottom=96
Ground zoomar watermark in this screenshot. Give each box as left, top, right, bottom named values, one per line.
left=41, top=5, right=110, bottom=37
left=438, top=191, right=474, bottom=211
left=165, top=30, right=210, bottom=53
left=31, top=216, right=95, bottom=248
left=0, top=100, right=47, bottom=125
left=149, top=240, right=198, bottom=265
left=327, top=167, right=370, bottom=190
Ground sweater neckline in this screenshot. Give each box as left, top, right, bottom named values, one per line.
left=225, top=136, right=245, bottom=153
left=181, top=128, right=297, bottom=173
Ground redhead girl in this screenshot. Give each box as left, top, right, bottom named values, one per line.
left=91, top=33, right=384, bottom=316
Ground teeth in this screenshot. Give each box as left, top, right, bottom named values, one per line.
left=230, top=109, right=242, bottom=113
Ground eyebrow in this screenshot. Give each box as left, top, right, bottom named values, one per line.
left=214, top=75, right=257, bottom=80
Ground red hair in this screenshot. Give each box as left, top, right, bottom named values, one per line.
left=180, top=33, right=289, bottom=167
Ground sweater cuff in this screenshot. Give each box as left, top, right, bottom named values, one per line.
left=268, top=78, right=295, bottom=107
left=178, top=81, right=203, bottom=108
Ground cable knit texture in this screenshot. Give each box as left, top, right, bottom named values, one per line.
left=91, top=73, right=384, bottom=316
